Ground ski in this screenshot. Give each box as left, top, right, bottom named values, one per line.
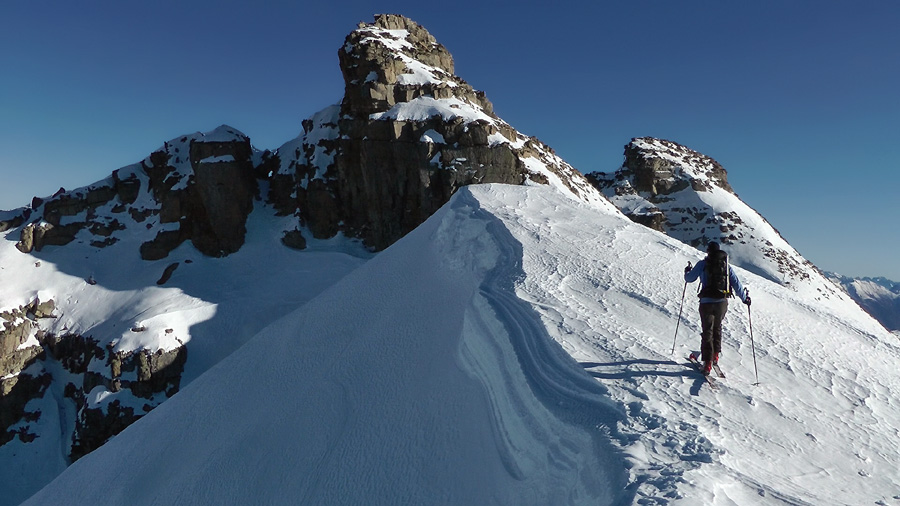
left=687, top=353, right=717, bottom=389
left=712, top=363, right=725, bottom=379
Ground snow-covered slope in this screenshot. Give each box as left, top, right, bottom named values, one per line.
left=589, top=138, right=877, bottom=331
left=0, top=14, right=610, bottom=501
left=24, top=184, right=900, bottom=505
left=0, top=178, right=369, bottom=505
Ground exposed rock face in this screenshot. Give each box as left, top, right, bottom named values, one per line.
left=268, top=13, right=600, bottom=250
left=139, top=126, right=258, bottom=259
left=9, top=15, right=597, bottom=259
left=587, top=137, right=733, bottom=234
left=14, top=184, right=123, bottom=253
left=12, top=128, right=256, bottom=261
left=587, top=138, right=736, bottom=240
left=67, top=343, right=187, bottom=460
left=0, top=298, right=186, bottom=458
left=0, top=301, right=50, bottom=445
left=1, top=287, right=191, bottom=463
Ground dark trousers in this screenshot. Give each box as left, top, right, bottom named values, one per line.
left=699, top=301, right=728, bottom=362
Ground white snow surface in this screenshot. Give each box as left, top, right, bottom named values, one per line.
left=596, top=138, right=870, bottom=328
left=370, top=96, right=495, bottom=123
left=20, top=184, right=900, bottom=505
left=0, top=188, right=369, bottom=505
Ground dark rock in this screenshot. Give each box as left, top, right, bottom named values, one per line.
left=140, top=229, right=188, bottom=261
left=188, top=138, right=257, bottom=256
left=0, top=372, right=51, bottom=445
left=43, top=195, right=86, bottom=226
left=587, top=137, right=734, bottom=232
left=90, top=237, right=118, bottom=248
left=281, top=229, right=307, bottom=250
left=37, top=222, right=85, bottom=248
left=306, top=14, right=596, bottom=250
left=156, top=262, right=180, bottom=285
left=70, top=401, right=137, bottom=461
left=89, top=219, right=124, bottom=237
left=622, top=137, right=732, bottom=195
left=16, top=221, right=84, bottom=252
left=85, top=186, right=117, bottom=208
left=0, top=213, right=25, bottom=233
left=112, top=169, right=141, bottom=204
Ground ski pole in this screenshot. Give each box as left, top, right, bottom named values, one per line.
left=671, top=264, right=690, bottom=354
left=747, top=294, right=760, bottom=385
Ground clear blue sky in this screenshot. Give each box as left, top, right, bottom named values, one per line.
left=1, top=1, right=898, bottom=279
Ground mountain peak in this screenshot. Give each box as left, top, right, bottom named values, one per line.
left=267, top=14, right=604, bottom=250
left=587, top=137, right=850, bottom=303
left=339, top=14, right=489, bottom=119
left=624, top=137, right=733, bottom=195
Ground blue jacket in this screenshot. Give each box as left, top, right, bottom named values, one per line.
left=684, top=259, right=749, bottom=304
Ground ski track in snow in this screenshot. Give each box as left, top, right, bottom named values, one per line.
left=476, top=185, right=900, bottom=506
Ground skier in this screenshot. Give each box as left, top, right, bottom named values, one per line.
left=684, top=241, right=751, bottom=374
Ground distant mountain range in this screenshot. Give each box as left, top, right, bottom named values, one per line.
left=825, top=273, right=900, bottom=331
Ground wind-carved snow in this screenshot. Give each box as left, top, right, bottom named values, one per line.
left=476, top=185, right=900, bottom=505
left=22, top=183, right=900, bottom=505
left=0, top=183, right=369, bottom=505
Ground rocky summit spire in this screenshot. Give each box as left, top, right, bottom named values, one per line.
left=339, top=14, right=462, bottom=116
left=268, top=14, right=602, bottom=250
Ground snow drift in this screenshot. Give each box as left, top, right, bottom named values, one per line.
left=23, top=184, right=900, bottom=505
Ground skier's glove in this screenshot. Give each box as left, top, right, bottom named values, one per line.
left=684, top=262, right=692, bottom=274
left=745, top=296, right=752, bottom=306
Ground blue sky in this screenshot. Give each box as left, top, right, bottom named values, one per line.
left=1, top=1, right=897, bottom=279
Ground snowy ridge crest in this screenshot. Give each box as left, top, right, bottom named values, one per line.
left=7, top=13, right=895, bottom=506
left=587, top=137, right=881, bottom=326
left=19, top=184, right=900, bottom=506
left=629, top=137, right=733, bottom=193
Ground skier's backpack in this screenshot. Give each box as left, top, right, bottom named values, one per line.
left=699, top=250, right=731, bottom=299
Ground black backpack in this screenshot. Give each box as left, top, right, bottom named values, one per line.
left=699, top=250, right=731, bottom=299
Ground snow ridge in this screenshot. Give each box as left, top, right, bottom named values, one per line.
left=18, top=183, right=900, bottom=506
left=590, top=138, right=883, bottom=334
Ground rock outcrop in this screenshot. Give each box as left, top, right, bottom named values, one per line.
left=587, top=137, right=837, bottom=295
left=267, top=14, right=600, bottom=250
left=587, top=137, right=733, bottom=234
left=139, top=126, right=258, bottom=259
left=0, top=298, right=186, bottom=457
left=7, top=15, right=598, bottom=259
left=0, top=301, right=51, bottom=445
